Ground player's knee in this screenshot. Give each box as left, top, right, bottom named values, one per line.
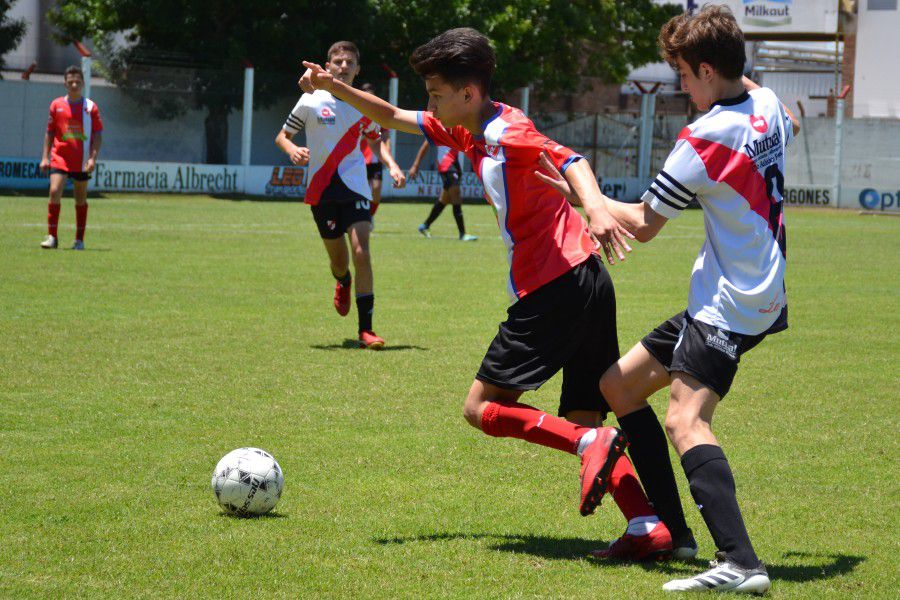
left=462, top=398, right=483, bottom=429
left=599, top=370, right=631, bottom=412
left=351, top=244, right=370, bottom=264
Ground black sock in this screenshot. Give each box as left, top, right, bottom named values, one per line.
left=424, top=202, right=445, bottom=227
left=356, top=293, right=374, bottom=333
left=334, top=270, right=351, bottom=286
left=682, top=444, right=759, bottom=568
left=452, top=204, right=465, bottom=237
left=618, top=406, right=689, bottom=540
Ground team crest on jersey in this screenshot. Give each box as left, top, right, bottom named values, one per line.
left=317, top=107, right=336, bottom=125
left=485, top=144, right=501, bottom=159
left=749, top=115, right=768, bottom=133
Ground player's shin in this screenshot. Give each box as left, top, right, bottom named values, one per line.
left=481, top=401, right=591, bottom=454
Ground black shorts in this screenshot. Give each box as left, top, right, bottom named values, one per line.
left=477, top=255, right=618, bottom=418
left=440, top=163, right=461, bottom=190
left=310, top=173, right=372, bottom=239
left=366, top=163, right=382, bottom=181
left=641, top=310, right=784, bottom=398
left=50, top=168, right=90, bottom=181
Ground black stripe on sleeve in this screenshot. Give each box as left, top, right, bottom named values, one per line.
left=659, top=170, right=694, bottom=198
left=647, top=187, right=686, bottom=211
left=286, top=115, right=304, bottom=128
left=651, top=178, right=691, bottom=207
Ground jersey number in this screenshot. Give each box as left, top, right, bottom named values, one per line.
left=763, top=164, right=787, bottom=257
left=355, top=199, right=370, bottom=211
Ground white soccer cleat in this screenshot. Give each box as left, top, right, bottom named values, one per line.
left=663, top=552, right=770, bottom=594
left=41, top=234, right=58, bottom=249
left=459, top=234, right=478, bottom=242
left=417, top=223, right=431, bottom=238
left=71, top=240, right=85, bottom=250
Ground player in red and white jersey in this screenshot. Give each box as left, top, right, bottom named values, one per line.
left=358, top=82, right=406, bottom=217
left=300, top=28, right=703, bottom=559
left=540, top=7, right=800, bottom=592
left=408, top=141, right=477, bottom=241
left=276, top=42, right=405, bottom=349
left=39, top=65, right=103, bottom=250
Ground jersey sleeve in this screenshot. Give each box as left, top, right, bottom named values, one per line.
left=503, top=122, right=583, bottom=173
left=46, top=103, right=56, bottom=135
left=416, top=112, right=464, bottom=152
left=91, top=103, right=103, bottom=133
left=283, top=96, right=308, bottom=134
left=777, top=99, right=794, bottom=149
left=642, top=136, right=706, bottom=220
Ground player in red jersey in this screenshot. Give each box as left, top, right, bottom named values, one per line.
left=300, top=28, right=695, bottom=558
left=358, top=83, right=406, bottom=218
left=408, top=140, right=477, bottom=241
left=39, top=65, right=102, bottom=250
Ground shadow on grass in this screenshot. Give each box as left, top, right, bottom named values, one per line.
left=310, top=339, right=428, bottom=352
left=375, top=533, right=865, bottom=582
left=218, top=510, right=288, bottom=520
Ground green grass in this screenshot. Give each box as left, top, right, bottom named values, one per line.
left=0, top=194, right=897, bottom=598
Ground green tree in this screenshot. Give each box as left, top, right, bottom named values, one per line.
left=0, top=0, right=27, bottom=77
left=49, top=0, right=679, bottom=163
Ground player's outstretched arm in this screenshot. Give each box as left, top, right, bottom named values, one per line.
left=301, top=62, right=421, bottom=135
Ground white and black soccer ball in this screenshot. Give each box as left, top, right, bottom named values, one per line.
left=211, top=447, right=284, bottom=516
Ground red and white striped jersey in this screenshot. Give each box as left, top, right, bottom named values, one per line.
left=643, top=88, right=793, bottom=335
left=283, top=90, right=381, bottom=205
left=418, top=103, right=595, bottom=301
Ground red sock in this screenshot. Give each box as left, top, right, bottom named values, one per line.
left=370, top=202, right=379, bottom=216
left=481, top=401, right=590, bottom=454
left=75, top=203, right=88, bottom=241
left=48, top=202, right=60, bottom=237
left=609, top=454, right=656, bottom=521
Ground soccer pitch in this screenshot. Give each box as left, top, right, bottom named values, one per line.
left=0, top=194, right=897, bottom=598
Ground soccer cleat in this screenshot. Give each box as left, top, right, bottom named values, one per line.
left=459, top=234, right=478, bottom=242
left=333, top=279, right=352, bottom=316
left=417, top=223, right=431, bottom=238
left=579, top=427, right=628, bottom=516
left=41, top=234, right=58, bottom=249
left=71, top=240, right=85, bottom=250
left=662, top=551, right=771, bottom=594
left=358, top=330, right=385, bottom=350
left=591, top=521, right=674, bottom=561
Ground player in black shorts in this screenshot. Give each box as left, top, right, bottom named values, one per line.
left=408, top=140, right=477, bottom=241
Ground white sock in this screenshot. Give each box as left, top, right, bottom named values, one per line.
left=625, top=515, right=660, bottom=536
left=575, top=428, right=598, bottom=457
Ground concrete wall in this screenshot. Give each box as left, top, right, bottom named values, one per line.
left=854, top=1, right=900, bottom=118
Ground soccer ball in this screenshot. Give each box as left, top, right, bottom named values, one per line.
left=211, top=447, right=284, bottom=516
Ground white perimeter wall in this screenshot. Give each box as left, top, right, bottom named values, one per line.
left=854, top=2, right=900, bottom=118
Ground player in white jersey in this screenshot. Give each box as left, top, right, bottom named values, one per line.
left=537, top=6, right=800, bottom=593
left=276, top=41, right=404, bottom=349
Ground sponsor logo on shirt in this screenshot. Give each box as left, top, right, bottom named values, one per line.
left=749, top=114, right=768, bottom=133
left=317, top=107, right=336, bottom=126
left=705, top=329, right=738, bottom=360
left=743, top=129, right=782, bottom=169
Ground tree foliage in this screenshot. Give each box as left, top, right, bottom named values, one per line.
left=48, top=0, right=680, bottom=162
left=0, top=0, right=27, bottom=76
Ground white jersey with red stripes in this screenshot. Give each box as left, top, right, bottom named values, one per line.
left=283, top=90, right=381, bottom=205
left=643, top=87, right=792, bottom=335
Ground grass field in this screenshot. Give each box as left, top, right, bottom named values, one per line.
left=0, top=194, right=897, bottom=598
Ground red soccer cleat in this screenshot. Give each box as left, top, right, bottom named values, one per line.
left=358, top=330, right=385, bottom=350
left=579, top=426, right=628, bottom=516
left=591, top=521, right=674, bottom=561
left=333, top=279, right=352, bottom=316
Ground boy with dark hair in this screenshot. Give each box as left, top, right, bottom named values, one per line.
left=301, top=28, right=696, bottom=559
left=408, top=140, right=477, bottom=241
left=278, top=41, right=404, bottom=349
left=538, top=5, right=800, bottom=593
left=40, top=65, right=102, bottom=250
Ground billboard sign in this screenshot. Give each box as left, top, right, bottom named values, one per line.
left=720, top=0, right=839, bottom=35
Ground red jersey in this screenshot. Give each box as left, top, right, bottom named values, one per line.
left=47, top=96, right=103, bottom=172
left=417, top=103, right=595, bottom=301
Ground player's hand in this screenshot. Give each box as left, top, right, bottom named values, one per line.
left=301, top=61, right=334, bottom=92
left=39, top=158, right=50, bottom=174
left=290, top=146, right=310, bottom=166
left=298, top=67, right=315, bottom=94
left=587, top=207, right=633, bottom=265
left=533, top=151, right=576, bottom=203
left=407, top=165, right=419, bottom=180
left=84, top=158, right=96, bottom=174
left=389, top=165, right=406, bottom=189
